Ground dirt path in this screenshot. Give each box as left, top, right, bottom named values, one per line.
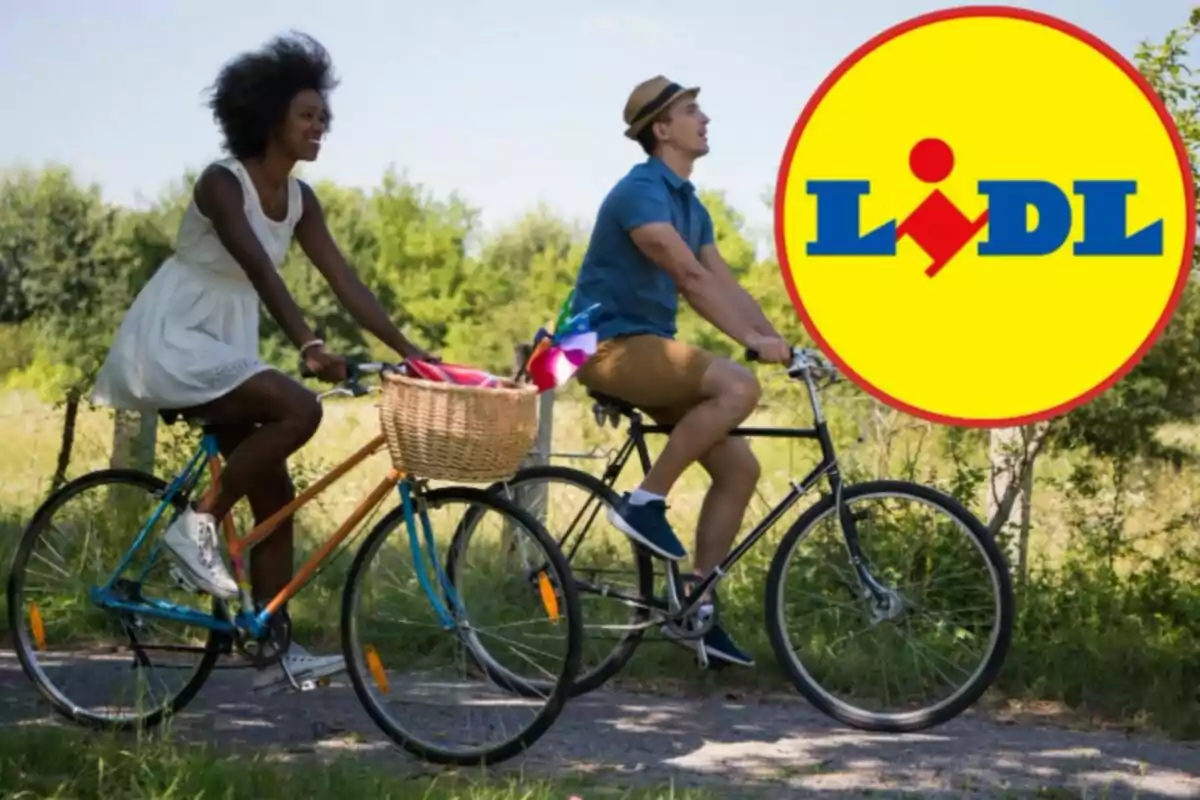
left=2, top=652, right=1197, bottom=798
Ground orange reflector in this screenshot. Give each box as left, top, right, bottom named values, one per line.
left=537, top=571, right=560, bottom=622
left=30, top=603, right=46, bottom=650
left=364, top=644, right=389, bottom=694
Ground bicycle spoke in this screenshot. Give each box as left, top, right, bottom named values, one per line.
left=769, top=482, right=1011, bottom=730
left=343, top=484, right=580, bottom=765
left=8, top=470, right=219, bottom=730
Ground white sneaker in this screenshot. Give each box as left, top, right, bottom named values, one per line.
left=162, top=508, right=239, bottom=600
left=253, top=643, right=346, bottom=693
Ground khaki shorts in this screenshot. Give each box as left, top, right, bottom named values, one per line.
left=576, top=334, right=714, bottom=424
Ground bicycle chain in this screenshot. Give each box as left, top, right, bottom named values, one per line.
left=235, top=607, right=293, bottom=668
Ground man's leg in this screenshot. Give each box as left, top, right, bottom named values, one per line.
left=576, top=335, right=761, bottom=561
left=638, top=359, right=761, bottom=498
left=687, top=436, right=761, bottom=666
left=693, top=436, right=761, bottom=579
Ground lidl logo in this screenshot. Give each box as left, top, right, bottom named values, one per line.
left=775, top=6, right=1194, bottom=427
left=809, top=138, right=1163, bottom=273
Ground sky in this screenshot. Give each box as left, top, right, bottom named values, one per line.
left=1, top=0, right=1195, bottom=255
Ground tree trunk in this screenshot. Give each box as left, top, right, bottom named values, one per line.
left=1016, top=450, right=1033, bottom=587
left=50, top=389, right=81, bottom=491
left=986, top=422, right=1050, bottom=585
left=499, top=343, right=554, bottom=559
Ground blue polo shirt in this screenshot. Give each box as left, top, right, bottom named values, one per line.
left=571, top=156, right=714, bottom=342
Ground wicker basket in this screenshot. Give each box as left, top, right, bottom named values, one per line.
left=378, top=370, right=540, bottom=483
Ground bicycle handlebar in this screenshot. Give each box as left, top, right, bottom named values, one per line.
left=744, top=345, right=839, bottom=383
left=300, top=344, right=838, bottom=403
left=300, top=355, right=401, bottom=401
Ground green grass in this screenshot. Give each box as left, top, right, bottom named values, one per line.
left=2, top=377, right=1198, bottom=742
left=0, top=726, right=715, bottom=799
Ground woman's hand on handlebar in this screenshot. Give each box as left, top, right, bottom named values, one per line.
left=303, top=343, right=349, bottom=383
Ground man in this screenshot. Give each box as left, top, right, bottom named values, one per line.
left=570, top=75, right=792, bottom=667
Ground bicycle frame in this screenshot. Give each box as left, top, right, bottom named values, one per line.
left=88, top=363, right=467, bottom=642
left=89, top=430, right=401, bottom=638
left=566, top=351, right=888, bottom=620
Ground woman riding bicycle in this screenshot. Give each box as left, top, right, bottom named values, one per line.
left=90, top=31, right=434, bottom=692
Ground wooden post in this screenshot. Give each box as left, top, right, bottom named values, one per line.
left=107, top=409, right=159, bottom=540
left=110, top=409, right=157, bottom=473
left=502, top=343, right=555, bottom=556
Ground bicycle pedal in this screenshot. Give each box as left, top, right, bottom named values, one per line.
left=296, top=675, right=335, bottom=693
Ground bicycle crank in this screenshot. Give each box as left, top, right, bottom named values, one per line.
left=235, top=608, right=293, bottom=669
left=659, top=574, right=719, bottom=641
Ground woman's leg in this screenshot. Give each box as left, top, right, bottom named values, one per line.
left=209, top=423, right=297, bottom=610
left=189, top=370, right=323, bottom=524
left=206, top=421, right=345, bottom=690
left=162, top=369, right=321, bottom=599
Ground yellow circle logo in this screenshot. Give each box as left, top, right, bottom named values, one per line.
left=775, top=6, right=1195, bottom=427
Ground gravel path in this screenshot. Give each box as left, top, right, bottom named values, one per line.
left=2, top=652, right=1197, bottom=798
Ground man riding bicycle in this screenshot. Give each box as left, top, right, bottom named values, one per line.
left=569, top=75, right=792, bottom=667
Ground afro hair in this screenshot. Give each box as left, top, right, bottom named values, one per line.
left=207, top=31, right=339, bottom=160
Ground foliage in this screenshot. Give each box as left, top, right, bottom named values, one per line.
left=0, top=166, right=173, bottom=399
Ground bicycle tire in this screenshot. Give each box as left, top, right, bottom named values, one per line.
left=6, top=469, right=223, bottom=731
left=765, top=479, right=1014, bottom=732
left=340, top=484, right=583, bottom=766
left=469, top=465, right=655, bottom=698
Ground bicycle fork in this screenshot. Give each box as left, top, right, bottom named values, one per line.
left=398, top=480, right=463, bottom=629
left=831, top=474, right=904, bottom=624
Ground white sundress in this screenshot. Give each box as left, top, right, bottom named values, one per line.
left=91, top=158, right=303, bottom=413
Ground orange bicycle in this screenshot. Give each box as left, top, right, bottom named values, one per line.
left=6, top=359, right=583, bottom=766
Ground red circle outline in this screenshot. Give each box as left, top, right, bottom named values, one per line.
left=772, top=4, right=1197, bottom=429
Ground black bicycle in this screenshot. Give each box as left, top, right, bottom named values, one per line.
left=466, top=345, right=1014, bottom=733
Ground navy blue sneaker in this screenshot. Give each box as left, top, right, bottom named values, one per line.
left=606, top=493, right=687, bottom=561
left=701, top=623, right=755, bottom=667
left=663, top=618, right=756, bottom=667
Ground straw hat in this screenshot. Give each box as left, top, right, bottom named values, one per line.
left=623, top=75, right=700, bottom=139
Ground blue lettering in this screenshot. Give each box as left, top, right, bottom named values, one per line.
left=806, top=180, right=896, bottom=256
left=803, top=177, right=1164, bottom=260
left=977, top=180, right=1072, bottom=256
left=1072, top=180, right=1163, bottom=255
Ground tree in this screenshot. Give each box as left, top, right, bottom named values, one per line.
left=444, top=205, right=586, bottom=373
left=0, top=167, right=126, bottom=488
left=261, top=168, right=481, bottom=369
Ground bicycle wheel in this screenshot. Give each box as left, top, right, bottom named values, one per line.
left=463, top=466, right=655, bottom=698
left=6, top=469, right=223, bottom=731
left=341, top=484, right=582, bottom=766
left=765, top=479, right=1014, bottom=732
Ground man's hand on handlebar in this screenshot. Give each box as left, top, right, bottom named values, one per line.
left=743, top=333, right=792, bottom=365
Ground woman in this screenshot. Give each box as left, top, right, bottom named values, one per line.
left=91, top=32, right=434, bottom=692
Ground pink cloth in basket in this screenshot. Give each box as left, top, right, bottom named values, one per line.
left=405, top=359, right=504, bottom=388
